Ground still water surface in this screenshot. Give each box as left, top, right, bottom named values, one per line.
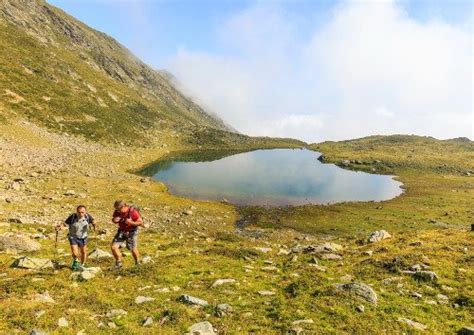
left=141, top=149, right=403, bottom=206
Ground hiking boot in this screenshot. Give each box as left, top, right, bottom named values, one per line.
left=71, top=259, right=80, bottom=271
left=110, top=262, right=123, bottom=270
left=77, top=264, right=86, bottom=271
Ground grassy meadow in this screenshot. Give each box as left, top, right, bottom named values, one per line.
left=0, top=122, right=472, bottom=334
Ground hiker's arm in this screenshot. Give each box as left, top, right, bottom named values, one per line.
left=57, top=214, right=73, bottom=230
left=125, top=217, right=143, bottom=227
left=88, top=215, right=96, bottom=231
left=111, top=210, right=120, bottom=224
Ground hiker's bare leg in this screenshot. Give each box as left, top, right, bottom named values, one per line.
left=70, top=244, right=80, bottom=260
left=80, top=245, right=87, bottom=265
left=111, top=243, right=122, bottom=262
left=131, top=248, right=139, bottom=264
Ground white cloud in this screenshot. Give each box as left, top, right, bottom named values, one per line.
left=374, top=107, right=394, bottom=118
left=168, top=1, right=473, bottom=142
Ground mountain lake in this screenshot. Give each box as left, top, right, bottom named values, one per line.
left=140, top=148, right=404, bottom=206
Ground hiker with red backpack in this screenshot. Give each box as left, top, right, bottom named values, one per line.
left=56, top=205, right=96, bottom=271
left=110, top=200, right=144, bottom=269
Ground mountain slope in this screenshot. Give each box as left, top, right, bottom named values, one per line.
left=0, top=0, right=230, bottom=145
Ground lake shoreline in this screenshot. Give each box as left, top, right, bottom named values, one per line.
left=140, top=148, right=404, bottom=207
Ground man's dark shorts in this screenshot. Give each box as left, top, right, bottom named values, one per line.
left=112, top=230, right=138, bottom=250
left=68, top=236, right=88, bottom=247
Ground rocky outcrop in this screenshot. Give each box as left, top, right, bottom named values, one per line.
left=304, top=242, right=344, bottom=254
left=397, top=318, right=428, bottom=331
left=178, top=294, right=209, bottom=307
left=187, top=321, right=216, bottom=335
left=458, top=326, right=474, bottom=335
left=70, top=267, right=102, bottom=281
left=367, top=230, right=391, bottom=243
left=12, top=256, right=53, bottom=269
left=0, top=233, right=41, bottom=252
left=211, top=278, right=236, bottom=288
left=335, top=282, right=378, bottom=305
left=89, top=248, right=113, bottom=259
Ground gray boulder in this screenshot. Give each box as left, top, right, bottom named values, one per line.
left=34, top=291, right=55, bottom=304
left=254, top=247, right=272, bottom=253
left=211, top=278, right=236, bottom=288
left=12, top=256, right=53, bottom=270
left=216, top=303, right=233, bottom=316
left=106, top=309, right=127, bottom=319
left=30, top=330, right=48, bottom=335
left=141, top=255, right=153, bottom=264
left=397, top=317, right=428, bottom=331
left=0, top=233, right=41, bottom=252
left=70, top=267, right=101, bottom=281
left=335, top=282, right=378, bottom=305
left=409, top=263, right=430, bottom=272
left=304, top=242, right=344, bottom=254
left=89, top=248, right=113, bottom=259
left=188, top=321, right=216, bottom=335
left=178, top=294, right=209, bottom=307
left=135, top=296, right=155, bottom=304
left=143, top=316, right=153, bottom=327
left=458, top=327, right=474, bottom=335
left=57, top=317, right=69, bottom=328
left=367, top=230, right=391, bottom=243
left=292, top=319, right=314, bottom=325
left=356, top=305, right=365, bottom=313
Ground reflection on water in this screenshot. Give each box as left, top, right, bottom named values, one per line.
left=140, top=149, right=403, bottom=206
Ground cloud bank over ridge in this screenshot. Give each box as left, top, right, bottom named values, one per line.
left=168, top=1, right=472, bottom=142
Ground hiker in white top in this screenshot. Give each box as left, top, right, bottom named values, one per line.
left=56, top=205, right=96, bottom=271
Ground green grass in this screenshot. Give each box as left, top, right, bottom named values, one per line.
left=0, top=125, right=472, bottom=334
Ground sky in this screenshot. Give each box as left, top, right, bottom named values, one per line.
left=48, top=0, right=473, bottom=142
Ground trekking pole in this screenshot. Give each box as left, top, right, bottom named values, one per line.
left=91, top=224, right=96, bottom=256
left=54, top=227, right=59, bottom=267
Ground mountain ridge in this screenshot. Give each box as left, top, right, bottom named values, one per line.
left=0, top=0, right=232, bottom=145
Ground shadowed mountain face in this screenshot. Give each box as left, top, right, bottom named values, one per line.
left=0, top=0, right=231, bottom=145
